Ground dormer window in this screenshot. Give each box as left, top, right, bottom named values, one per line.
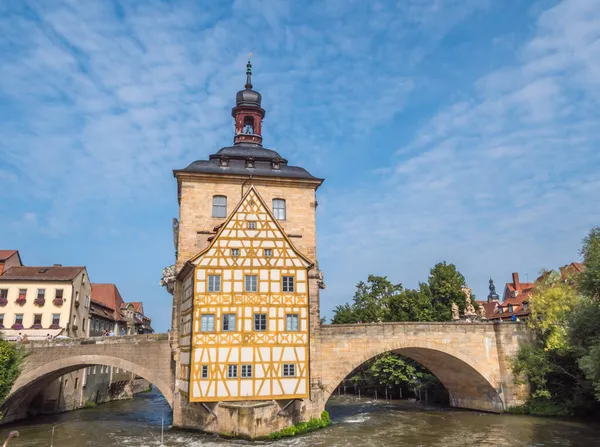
left=272, top=158, right=281, bottom=170
left=212, top=195, right=227, bottom=218
left=499, top=307, right=504, bottom=314
left=273, top=199, right=286, bottom=220
left=523, top=302, right=529, bottom=311
left=219, top=157, right=230, bottom=167
left=246, top=157, right=255, bottom=168
left=508, top=305, right=514, bottom=313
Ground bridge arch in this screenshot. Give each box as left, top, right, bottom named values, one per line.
left=2, top=337, right=174, bottom=423
left=317, top=325, right=507, bottom=413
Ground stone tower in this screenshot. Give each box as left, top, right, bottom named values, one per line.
left=170, top=60, right=324, bottom=437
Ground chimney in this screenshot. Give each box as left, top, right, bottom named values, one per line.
left=512, top=272, right=520, bottom=291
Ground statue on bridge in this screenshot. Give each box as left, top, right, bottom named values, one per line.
left=462, top=287, right=477, bottom=316
left=451, top=302, right=460, bottom=320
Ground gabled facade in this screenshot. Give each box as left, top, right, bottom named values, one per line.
left=0, top=250, right=22, bottom=275
left=186, top=187, right=312, bottom=402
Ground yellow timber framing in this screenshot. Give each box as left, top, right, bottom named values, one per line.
left=188, top=185, right=313, bottom=402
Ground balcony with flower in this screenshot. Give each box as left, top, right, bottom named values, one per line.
left=15, top=289, right=27, bottom=306
left=53, top=289, right=64, bottom=307
left=34, top=289, right=46, bottom=307
left=0, top=289, right=8, bottom=307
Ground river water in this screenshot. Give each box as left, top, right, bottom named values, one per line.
left=2, top=389, right=600, bottom=446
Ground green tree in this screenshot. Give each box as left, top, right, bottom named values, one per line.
left=0, top=338, right=26, bottom=403
left=427, top=262, right=468, bottom=321
left=352, top=275, right=402, bottom=323
left=387, top=285, right=434, bottom=322
left=331, top=303, right=358, bottom=324
left=528, top=272, right=580, bottom=352
left=578, top=226, right=600, bottom=299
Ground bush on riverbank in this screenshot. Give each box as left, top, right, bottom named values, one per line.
left=267, top=411, right=330, bottom=439
left=0, top=338, right=27, bottom=403
left=82, top=401, right=97, bottom=409
left=507, top=398, right=573, bottom=417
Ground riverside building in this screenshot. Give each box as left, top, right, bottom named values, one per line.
left=170, top=60, right=325, bottom=435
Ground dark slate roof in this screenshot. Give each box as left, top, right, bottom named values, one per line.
left=174, top=143, right=322, bottom=182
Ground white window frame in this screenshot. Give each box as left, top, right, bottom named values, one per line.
left=283, top=364, right=296, bottom=377
left=286, top=314, right=299, bottom=331
left=212, top=195, right=227, bottom=218
left=272, top=198, right=286, bottom=220
left=200, top=314, right=215, bottom=332
left=201, top=365, right=209, bottom=379
left=264, top=249, right=273, bottom=257
left=247, top=222, right=256, bottom=229
left=228, top=364, right=238, bottom=378
left=241, top=364, right=252, bottom=378
left=245, top=275, right=258, bottom=292
left=222, top=314, right=236, bottom=332
left=208, top=275, right=221, bottom=292
left=282, top=276, right=294, bottom=292
left=254, top=314, right=267, bottom=331
left=231, top=248, right=240, bottom=257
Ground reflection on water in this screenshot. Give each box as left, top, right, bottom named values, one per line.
left=1, top=390, right=600, bottom=446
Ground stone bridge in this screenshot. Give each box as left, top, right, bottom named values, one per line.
left=2, top=323, right=529, bottom=430
left=1, top=334, right=173, bottom=423
left=308, top=321, right=529, bottom=414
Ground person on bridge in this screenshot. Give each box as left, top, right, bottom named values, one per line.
left=46, top=333, right=52, bottom=341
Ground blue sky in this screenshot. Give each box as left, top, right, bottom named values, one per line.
left=1, top=0, right=599, bottom=332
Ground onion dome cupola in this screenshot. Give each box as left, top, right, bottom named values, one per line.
left=174, top=59, right=323, bottom=184
left=232, top=56, right=265, bottom=146
left=487, top=278, right=500, bottom=302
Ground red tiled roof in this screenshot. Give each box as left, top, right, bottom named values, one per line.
left=91, top=283, right=126, bottom=321
left=0, top=266, right=84, bottom=281
left=559, top=262, right=585, bottom=280
left=476, top=300, right=499, bottom=318
left=0, top=250, right=18, bottom=261
left=129, top=301, right=143, bottom=313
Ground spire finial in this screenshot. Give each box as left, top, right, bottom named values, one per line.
left=245, top=53, right=253, bottom=89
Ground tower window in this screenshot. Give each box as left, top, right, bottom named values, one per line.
left=208, top=275, right=221, bottom=292
left=254, top=314, right=267, bottom=331
left=222, top=314, right=236, bottom=332
left=241, top=364, right=252, bottom=378
left=273, top=199, right=286, bottom=220
left=245, top=275, right=258, bottom=292
left=282, top=276, right=294, bottom=292
left=200, top=314, right=215, bottom=332
left=243, top=116, right=254, bottom=134
left=286, top=314, right=299, bottom=331
left=212, top=195, right=227, bottom=218
left=228, top=364, right=238, bottom=378
left=283, top=364, right=296, bottom=377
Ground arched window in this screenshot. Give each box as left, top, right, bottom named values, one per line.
left=272, top=198, right=286, bottom=220
left=243, top=116, right=254, bottom=134
left=212, top=195, right=227, bottom=218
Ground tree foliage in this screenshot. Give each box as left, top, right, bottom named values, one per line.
left=578, top=226, right=600, bottom=300
left=511, top=226, right=600, bottom=416
left=330, top=262, right=470, bottom=324
left=0, top=338, right=26, bottom=403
